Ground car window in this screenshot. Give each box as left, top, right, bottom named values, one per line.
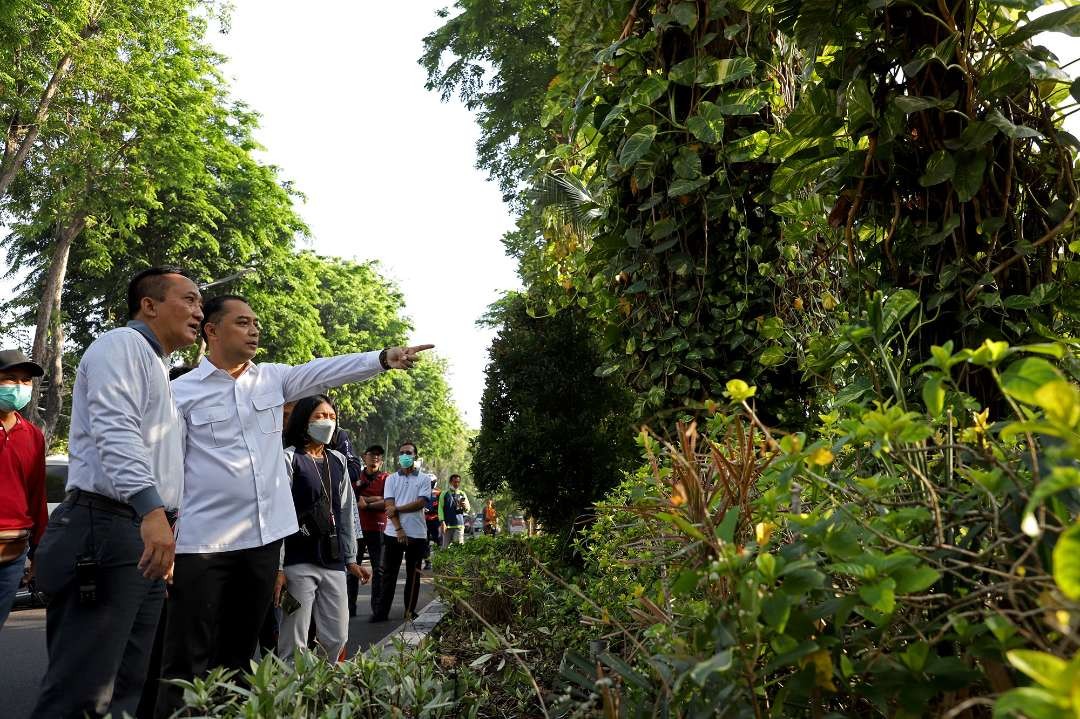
left=44, top=462, right=68, bottom=503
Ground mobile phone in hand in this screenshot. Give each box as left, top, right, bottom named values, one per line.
left=280, top=589, right=302, bottom=615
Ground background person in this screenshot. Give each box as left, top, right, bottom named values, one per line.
left=31, top=268, right=201, bottom=719
left=274, top=395, right=369, bottom=661
left=156, top=294, right=431, bottom=718
left=349, top=445, right=387, bottom=617
left=439, top=474, right=471, bottom=547
left=483, top=499, right=498, bottom=536
left=370, top=442, right=430, bottom=622
left=423, top=479, right=441, bottom=569
left=0, top=350, right=46, bottom=631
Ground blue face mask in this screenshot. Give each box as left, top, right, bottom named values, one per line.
left=398, top=454, right=415, bottom=469
left=0, top=384, right=32, bottom=413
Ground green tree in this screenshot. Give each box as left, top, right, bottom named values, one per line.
left=353, top=356, right=467, bottom=471
left=471, top=294, right=636, bottom=532
left=420, top=0, right=558, bottom=201
left=2, top=0, right=251, bottom=443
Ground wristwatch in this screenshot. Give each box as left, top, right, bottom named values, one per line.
left=379, top=349, right=391, bottom=370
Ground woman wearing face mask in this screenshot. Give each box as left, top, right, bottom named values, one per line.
left=273, top=394, right=370, bottom=661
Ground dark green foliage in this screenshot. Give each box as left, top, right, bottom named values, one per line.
left=471, top=294, right=636, bottom=531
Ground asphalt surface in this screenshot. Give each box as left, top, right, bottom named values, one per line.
left=0, top=572, right=435, bottom=719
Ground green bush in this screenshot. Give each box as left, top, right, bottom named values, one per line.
left=432, top=299, right=1080, bottom=718
left=171, top=640, right=484, bottom=718
left=545, top=328, right=1080, bottom=717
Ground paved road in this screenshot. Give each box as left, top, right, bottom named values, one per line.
left=0, top=573, right=435, bottom=719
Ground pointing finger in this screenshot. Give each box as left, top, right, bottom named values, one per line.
left=406, top=344, right=435, bottom=354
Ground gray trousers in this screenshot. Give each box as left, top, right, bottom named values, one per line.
left=442, top=526, right=464, bottom=547
left=31, top=501, right=164, bottom=719
left=278, top=563, right=349, bottom=661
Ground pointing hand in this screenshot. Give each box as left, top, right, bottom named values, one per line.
left=385, top=344, right=435, bottom=370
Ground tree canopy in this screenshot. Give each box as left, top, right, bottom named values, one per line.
left=471, top=294, right=635, bottom=532
left=1, top=0, right=466, bottom=466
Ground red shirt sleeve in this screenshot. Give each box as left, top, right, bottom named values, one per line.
left=27, top=424, right=48, bottom=547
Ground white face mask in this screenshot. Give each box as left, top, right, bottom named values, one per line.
left=307, top=419, right=336, bottom=445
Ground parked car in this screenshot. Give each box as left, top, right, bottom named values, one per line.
left=508, top=514, right=526, bottom=535
left=45, top=454, right=68, bottom=513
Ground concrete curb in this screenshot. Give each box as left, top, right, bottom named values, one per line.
left=369, top=598, right=447, bottom=655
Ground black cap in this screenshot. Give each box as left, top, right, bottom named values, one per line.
left=0, top=349, right=44, bottom=377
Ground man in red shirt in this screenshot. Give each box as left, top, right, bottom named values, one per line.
left=350, top=444, right=388, bottom=617
left=0, top=349, right=47, bottom=630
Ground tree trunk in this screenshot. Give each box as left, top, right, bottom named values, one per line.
left=42, top=298, right=66, bottom=449
left=26, top=215, right=84, bottom=432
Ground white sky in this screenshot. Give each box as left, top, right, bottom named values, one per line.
left=208, top=0, right=522, bottom=427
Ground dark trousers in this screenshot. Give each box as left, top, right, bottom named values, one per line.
left=154, top=540, right=282, bottom=718
left=347, top=531, right=384, bottom=614
left=31, top=502, right=165, bottom=719
left=376, top=536, right=426, bottom=618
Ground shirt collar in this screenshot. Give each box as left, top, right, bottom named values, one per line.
left=126, top=320, right=165, bottom=357
left=193, top=355, right=257, bottom=381
left=2, top=412, right=25, bottom=434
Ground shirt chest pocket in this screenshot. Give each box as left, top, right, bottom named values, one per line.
left=251, top=392, right=284, bottom=434
left=189, top=405, right=232, bottom=448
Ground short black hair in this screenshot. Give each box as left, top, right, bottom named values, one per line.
left=127, top=267, right=192, bottom=320
left=200, top=294, right=249, bottom=340
left=449, top=474, right=461, bottom=482
left=398, top=440, right=418, bottom=456
left=169, top=366, right=194, bottom=381
left=364, top=445, right=385, bottom=456
left=283, top=394, right=337, bottom=452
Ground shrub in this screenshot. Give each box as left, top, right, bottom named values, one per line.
left=172, top=640, right=483, bottom=718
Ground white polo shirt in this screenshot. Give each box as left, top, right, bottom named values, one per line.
left=171, top=352, right=383, bottom=553
left=383, top=470, right=431, bottom=540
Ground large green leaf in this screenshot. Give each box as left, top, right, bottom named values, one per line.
left=880, top=289, right=920, bottom=335
left=993, top=687, right=1070, bottom=719
left=922, top=376, right=945, bottom=417
left=1053, top=521, right=1080, bottom=600
left=1000, top=357, right=1064, bottom=405
left=1002, top=5, right=1080, bottom=46
left=631, top=75, right=669, bottom=106
left=690, top=650, right=733, bottom=685
left=668, top=176, right=710, bottom=197
left=670, top=0, right=698, bottom=29
left=673, top=146, right=702, bottom=179
left=758, top=345, right=786, bottom=366
left=712, top=88, right=767, bottom=115
left=986, top=109, right=1044, bottom=140
left=919, top=150, right=956, bottom=187
left=696, top=57, right=756, bottom=87
left=1006, top=650, right=1070, bottom=692
left=619, top=125, right=657, bottom=167
left=858, top=578, right=897, bottom=614
left=953, top=151, right=987, bottom=202
left=727, top=130, right=770, bottom=162
left=687, top=101, right=725, bottom=144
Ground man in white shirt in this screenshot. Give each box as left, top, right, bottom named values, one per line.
left=31, top=268, right=203, bottom=719
left=155, top=295, right=431, bottom=717
left=370, top=441, right=431, bottom=622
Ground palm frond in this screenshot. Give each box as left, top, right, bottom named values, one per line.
left=527, top=171, right=607, bottom=240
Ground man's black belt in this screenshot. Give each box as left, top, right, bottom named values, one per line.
left=65, top=488, right=136, bottom=518
left=64, top=489, right=179, bottom=526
